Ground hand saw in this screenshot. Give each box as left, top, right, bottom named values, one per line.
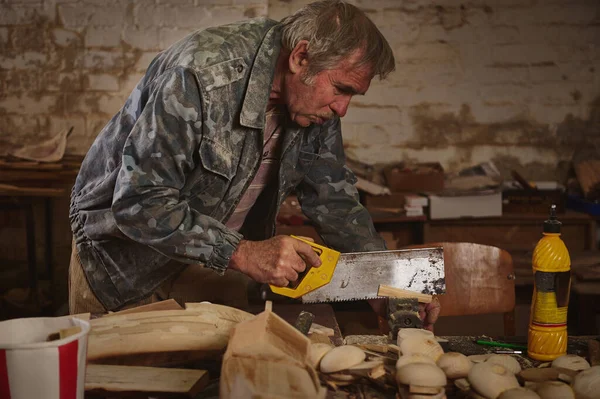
left=269, top=236, right=445, bottom=303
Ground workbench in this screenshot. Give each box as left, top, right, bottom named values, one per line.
left=84, top=302, right=598, bottom=399
left=371, top=210, right=598, bottom=252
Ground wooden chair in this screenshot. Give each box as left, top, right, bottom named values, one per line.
left=402, top=242, right=517, bottom=336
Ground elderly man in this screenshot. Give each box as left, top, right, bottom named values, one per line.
left=69, top=0, right=439, bottom=330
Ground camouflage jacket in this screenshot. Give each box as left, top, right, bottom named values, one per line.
left=70, top=18, right=386, bottom=310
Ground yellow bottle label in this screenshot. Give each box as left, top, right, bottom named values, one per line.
left=531, top=292, right=567, bottom=326
left=530, top=270, right=571, bottom=327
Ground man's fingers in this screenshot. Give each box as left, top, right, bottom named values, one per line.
left=285, top=269, right=299, bottom=283
left=425, top=298, right=441, bottom=325
left=293, top=241, right=322, bottom=267
left=272, top=277, right=289, bottom=287
left=290, top=258, right=307, bottom=273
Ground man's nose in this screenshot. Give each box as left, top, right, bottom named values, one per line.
left=330, top=96, right=351, bottom=118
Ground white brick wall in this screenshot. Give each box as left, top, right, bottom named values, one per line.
left=0, top=0, right=598, bottom=179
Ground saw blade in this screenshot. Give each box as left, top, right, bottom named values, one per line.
left=301, top=247, right=445, bottom=304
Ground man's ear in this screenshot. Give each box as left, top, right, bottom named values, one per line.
left=288, top=40, right=309, bottom=74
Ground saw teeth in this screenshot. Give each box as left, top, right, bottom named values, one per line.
left=302, top=296, right=380, bottom=304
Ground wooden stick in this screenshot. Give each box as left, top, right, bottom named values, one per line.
left=85, top=364, right=209, bottom=397
left=347, top=361, right=386, bottom=379
left=387, top=344, right=401, bottom=355
left=308, top=322, right=334, bottom=337
left=588, top=339, right=600, bottom=366
left=377, top=285, right=433, bottom=303
left=409, top=385, right=443, bottom=394
left=358, top=344, right=389, bottom=354
left=47, top=326, right=83, bottom=341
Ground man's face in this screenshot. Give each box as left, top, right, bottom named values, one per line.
left=282, top=47, right=373, bottom=127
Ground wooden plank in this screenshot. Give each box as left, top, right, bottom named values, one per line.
left=377, top=285, right=433, bottom=303
left=105, top=299, right=183, bottom=317
left=0, top=183, right=65, bottom=197
left=0, top=160, right=64, bottom=170
left=87, top=304, right=253, bottom=361
left=85, top=364, right=209, bottom=398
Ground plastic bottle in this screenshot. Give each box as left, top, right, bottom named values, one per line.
left=527, top=204, right=572, bottom=361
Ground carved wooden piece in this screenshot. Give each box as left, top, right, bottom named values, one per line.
left=87, top=304, right=253, bottom=361
left=220, top=308, right=326, bottom=399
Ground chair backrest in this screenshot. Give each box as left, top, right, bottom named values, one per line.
left=402, top=242, right=515, bottom=317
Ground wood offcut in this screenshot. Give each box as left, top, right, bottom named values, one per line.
left=85, top=364, right=209, bottom=398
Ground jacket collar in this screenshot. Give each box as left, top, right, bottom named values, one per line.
left=240, top=24, right=282, bottom=130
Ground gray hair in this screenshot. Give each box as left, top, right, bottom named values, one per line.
left=280, top=0, right=395, bottom=80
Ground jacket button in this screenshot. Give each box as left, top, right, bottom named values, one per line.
left=236, top=65, right=244, bottom=73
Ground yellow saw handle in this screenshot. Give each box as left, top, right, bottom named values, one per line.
left=269, top=235, right=340, bottom=299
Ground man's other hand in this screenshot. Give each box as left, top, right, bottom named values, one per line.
left=228, top=235, right=322, bottom=286
left=419, top=297, right=441, bottom=332
left=369, top=297, right=441, bottom=333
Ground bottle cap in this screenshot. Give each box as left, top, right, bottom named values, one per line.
left=543, top=204, right=561, bottom=233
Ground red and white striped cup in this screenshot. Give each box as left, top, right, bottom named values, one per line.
left=0, top=316, right=90, bottom=399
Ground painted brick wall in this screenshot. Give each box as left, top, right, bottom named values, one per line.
left=0, top=0, right=268, bottom=153
left=273, top=0, right=600, bottom=178
left=0, top=0, right=599, bottom=179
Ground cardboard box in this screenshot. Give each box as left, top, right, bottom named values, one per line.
left=429, top=191, right=502, bottom=220
left=384, top=163, right=444, bottom=193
